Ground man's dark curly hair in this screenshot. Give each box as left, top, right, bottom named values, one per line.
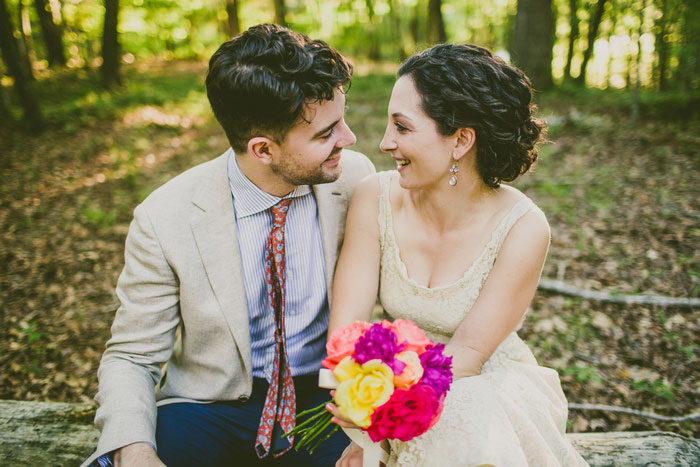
left=206, top=23, right=353, bottom=153
left=398, top=43, right=545, bottom=188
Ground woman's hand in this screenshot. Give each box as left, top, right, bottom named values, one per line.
left=335, top=441, right=364, bottom=467
left=326, top=402, right=362, bottom=429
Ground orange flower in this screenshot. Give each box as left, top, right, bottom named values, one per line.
left=393, top=351, right=424, bottom=388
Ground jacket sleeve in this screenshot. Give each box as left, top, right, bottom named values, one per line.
left=89, top=202, right=180, bottom=462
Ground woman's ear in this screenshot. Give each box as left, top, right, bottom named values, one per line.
left=247, top=137, right=277, bottom=165
left=453, top=128, right=476, bottom=161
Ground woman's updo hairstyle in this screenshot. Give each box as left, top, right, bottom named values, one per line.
left=398, top=43, right=545, bottom=188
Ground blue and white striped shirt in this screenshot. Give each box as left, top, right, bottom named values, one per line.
left=227, top=151, right=329, bottom=380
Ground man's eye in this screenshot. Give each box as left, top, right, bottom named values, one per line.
left=321, top=127, right=336, bottom=139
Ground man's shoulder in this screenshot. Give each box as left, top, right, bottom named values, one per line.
left=339, top=148, right=373, bottom=172
left=139, top=150, right=229, bottom=211
left=327, top=149, right=375, bottom=192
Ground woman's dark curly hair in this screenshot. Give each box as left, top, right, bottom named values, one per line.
left=398, top=43, right=545, bottom=188
left=206, top=24, right=352, bottom=153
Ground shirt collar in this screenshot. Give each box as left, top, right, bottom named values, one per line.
left=227, top=149, right=312, bottom=219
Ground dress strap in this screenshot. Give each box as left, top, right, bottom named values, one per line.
left=377, top=171, right=394, bottom=251
left=491, top=197, right=537, bottom=251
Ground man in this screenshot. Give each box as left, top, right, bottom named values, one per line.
left=82, top=23, right=374, bottom=467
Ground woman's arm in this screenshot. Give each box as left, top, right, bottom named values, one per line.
left=328, top=174, right=383, bottom=335
left=445, top=208, right=551, bottom=379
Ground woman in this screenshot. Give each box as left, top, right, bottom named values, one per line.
left=327, top=44, right=588, bottom=466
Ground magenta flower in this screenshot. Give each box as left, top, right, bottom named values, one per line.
left=367, top=385, right=440, bottom=442
left=418, top=343, right=453, bottom=397
left=353, top=323, right=406, bottom=375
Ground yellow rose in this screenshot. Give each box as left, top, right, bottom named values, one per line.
left=393, top=351, right=424, bottom=389
left=334, top=359, right=395, bottom=428
left=333, top=355, right=362, bottom=383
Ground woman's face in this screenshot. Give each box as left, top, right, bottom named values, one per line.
left=380, top=76, right=455, bottom=190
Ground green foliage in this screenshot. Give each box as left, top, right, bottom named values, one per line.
left=18, top=322, right=42, bottom=345
left=562, top=364, right=604, bottom=383
left=21, top=64, right=206, bottom=130
left=81, top=203, right=117, bottom=228
left=631, top=379, right=678, bottom=401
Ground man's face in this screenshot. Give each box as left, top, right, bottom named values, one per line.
left=270, top=88, right=356, bottom=187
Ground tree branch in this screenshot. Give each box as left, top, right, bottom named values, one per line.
left=569, top=403, right=700, bottom=422
left=538, top=279, right=700, bottom=308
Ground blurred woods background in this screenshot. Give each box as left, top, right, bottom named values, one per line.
left=1, top=0, right=698, bottom=438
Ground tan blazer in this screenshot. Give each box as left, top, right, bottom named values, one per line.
left=82, top=149, right=375, bottom=466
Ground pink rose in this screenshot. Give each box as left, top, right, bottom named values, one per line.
left=323, top=321, right=371, bottom=371
left=388, top=319, right=431, bottom=355
left=426, top=394, right=445, bottom=431
left=366, top=385, right=440, bottom=442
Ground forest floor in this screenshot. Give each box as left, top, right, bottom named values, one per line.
left=1, top=61, right=698, bottom=438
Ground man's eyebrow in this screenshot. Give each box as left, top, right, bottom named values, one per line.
left=312, top=119, right=340, bottom=138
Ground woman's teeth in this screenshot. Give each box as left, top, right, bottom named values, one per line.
left=396, top=159, right=410, bottom=168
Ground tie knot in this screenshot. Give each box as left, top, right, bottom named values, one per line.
left=271, top=198, right=292, bottom=228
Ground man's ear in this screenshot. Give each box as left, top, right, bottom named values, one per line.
left=247, top=137, right=278, bottom=165
left=453, top=127, right=476, bottom=161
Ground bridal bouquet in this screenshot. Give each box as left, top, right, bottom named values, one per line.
left=284, top=319, right=453, bottom=453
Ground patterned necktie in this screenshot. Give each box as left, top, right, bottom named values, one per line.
left=255, top=198, right=296, bottom=458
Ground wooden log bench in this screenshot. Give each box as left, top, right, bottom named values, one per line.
left=1, top=400, right=699, bottom=466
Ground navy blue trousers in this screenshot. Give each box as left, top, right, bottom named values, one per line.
left=155, top=374, right=349, bottom=467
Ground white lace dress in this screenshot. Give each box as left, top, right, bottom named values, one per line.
left=376, top=172, right=588, bottom=466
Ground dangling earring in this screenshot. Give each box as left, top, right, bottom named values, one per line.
left=449, top=159, right=459, bottom=186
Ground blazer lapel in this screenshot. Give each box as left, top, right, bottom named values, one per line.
left=190, top=153, right=252, bottom=377
left=313, top=183, right=348, bottom=303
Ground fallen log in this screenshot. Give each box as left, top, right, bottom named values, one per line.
left=0, top=400, right=98, bottom=466
left=568, top=431, right=700, bottom=466
left=1, top=400, right=699, bottom=466
left=538, top=278, right=700, bottom=308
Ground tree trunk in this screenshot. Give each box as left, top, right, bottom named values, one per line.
left=101, top=0, right=121, bottom=88
left=511, top=0, right=555, bottom=90
left=427, top=0, right=446, bottom=44
left=653, top=0, right=670, bottom=90
left=630, top=0, right=645, bottom=123
left=388, top=0, right=406, bottom=60
left=0, top=0, right=43, bottom=129
left=273, top=0, right=287, bottom=27
left=606, top=4, right=617, bottom=88
left=564, top=0, right=579, bottom=80
left=0, top=66, right=10, bottom=117
left=576, top=0, right=607, bottom=85
left=225, top=0, right=240, bottom=38
left=34, top=0, right=66, bottom=67
left=364, top=0, right=380, bottom=60
left=678, top=0, right=700, bottom=90
left=410, top=1, right=421, bottom=47
left=16, top=0, right=35, bottom=80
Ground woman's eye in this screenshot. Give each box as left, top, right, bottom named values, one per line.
left=395, top=122, right=408, bottom=133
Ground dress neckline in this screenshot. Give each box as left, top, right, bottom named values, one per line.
left=382, top=172, right=532, bottom=292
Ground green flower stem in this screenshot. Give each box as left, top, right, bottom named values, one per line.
left=296, top=399, right=331, bottom=418
left=283, top=406, right=330, bottom=438
left=297, top=413, right=333, bottom=449
left=308, top=424, right=339, bottom=454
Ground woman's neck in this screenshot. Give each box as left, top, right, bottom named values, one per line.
left=409, top=172, right=497, bottom=233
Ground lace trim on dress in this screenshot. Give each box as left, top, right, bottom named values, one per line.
left=377, top=170, right=537, bottom=294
